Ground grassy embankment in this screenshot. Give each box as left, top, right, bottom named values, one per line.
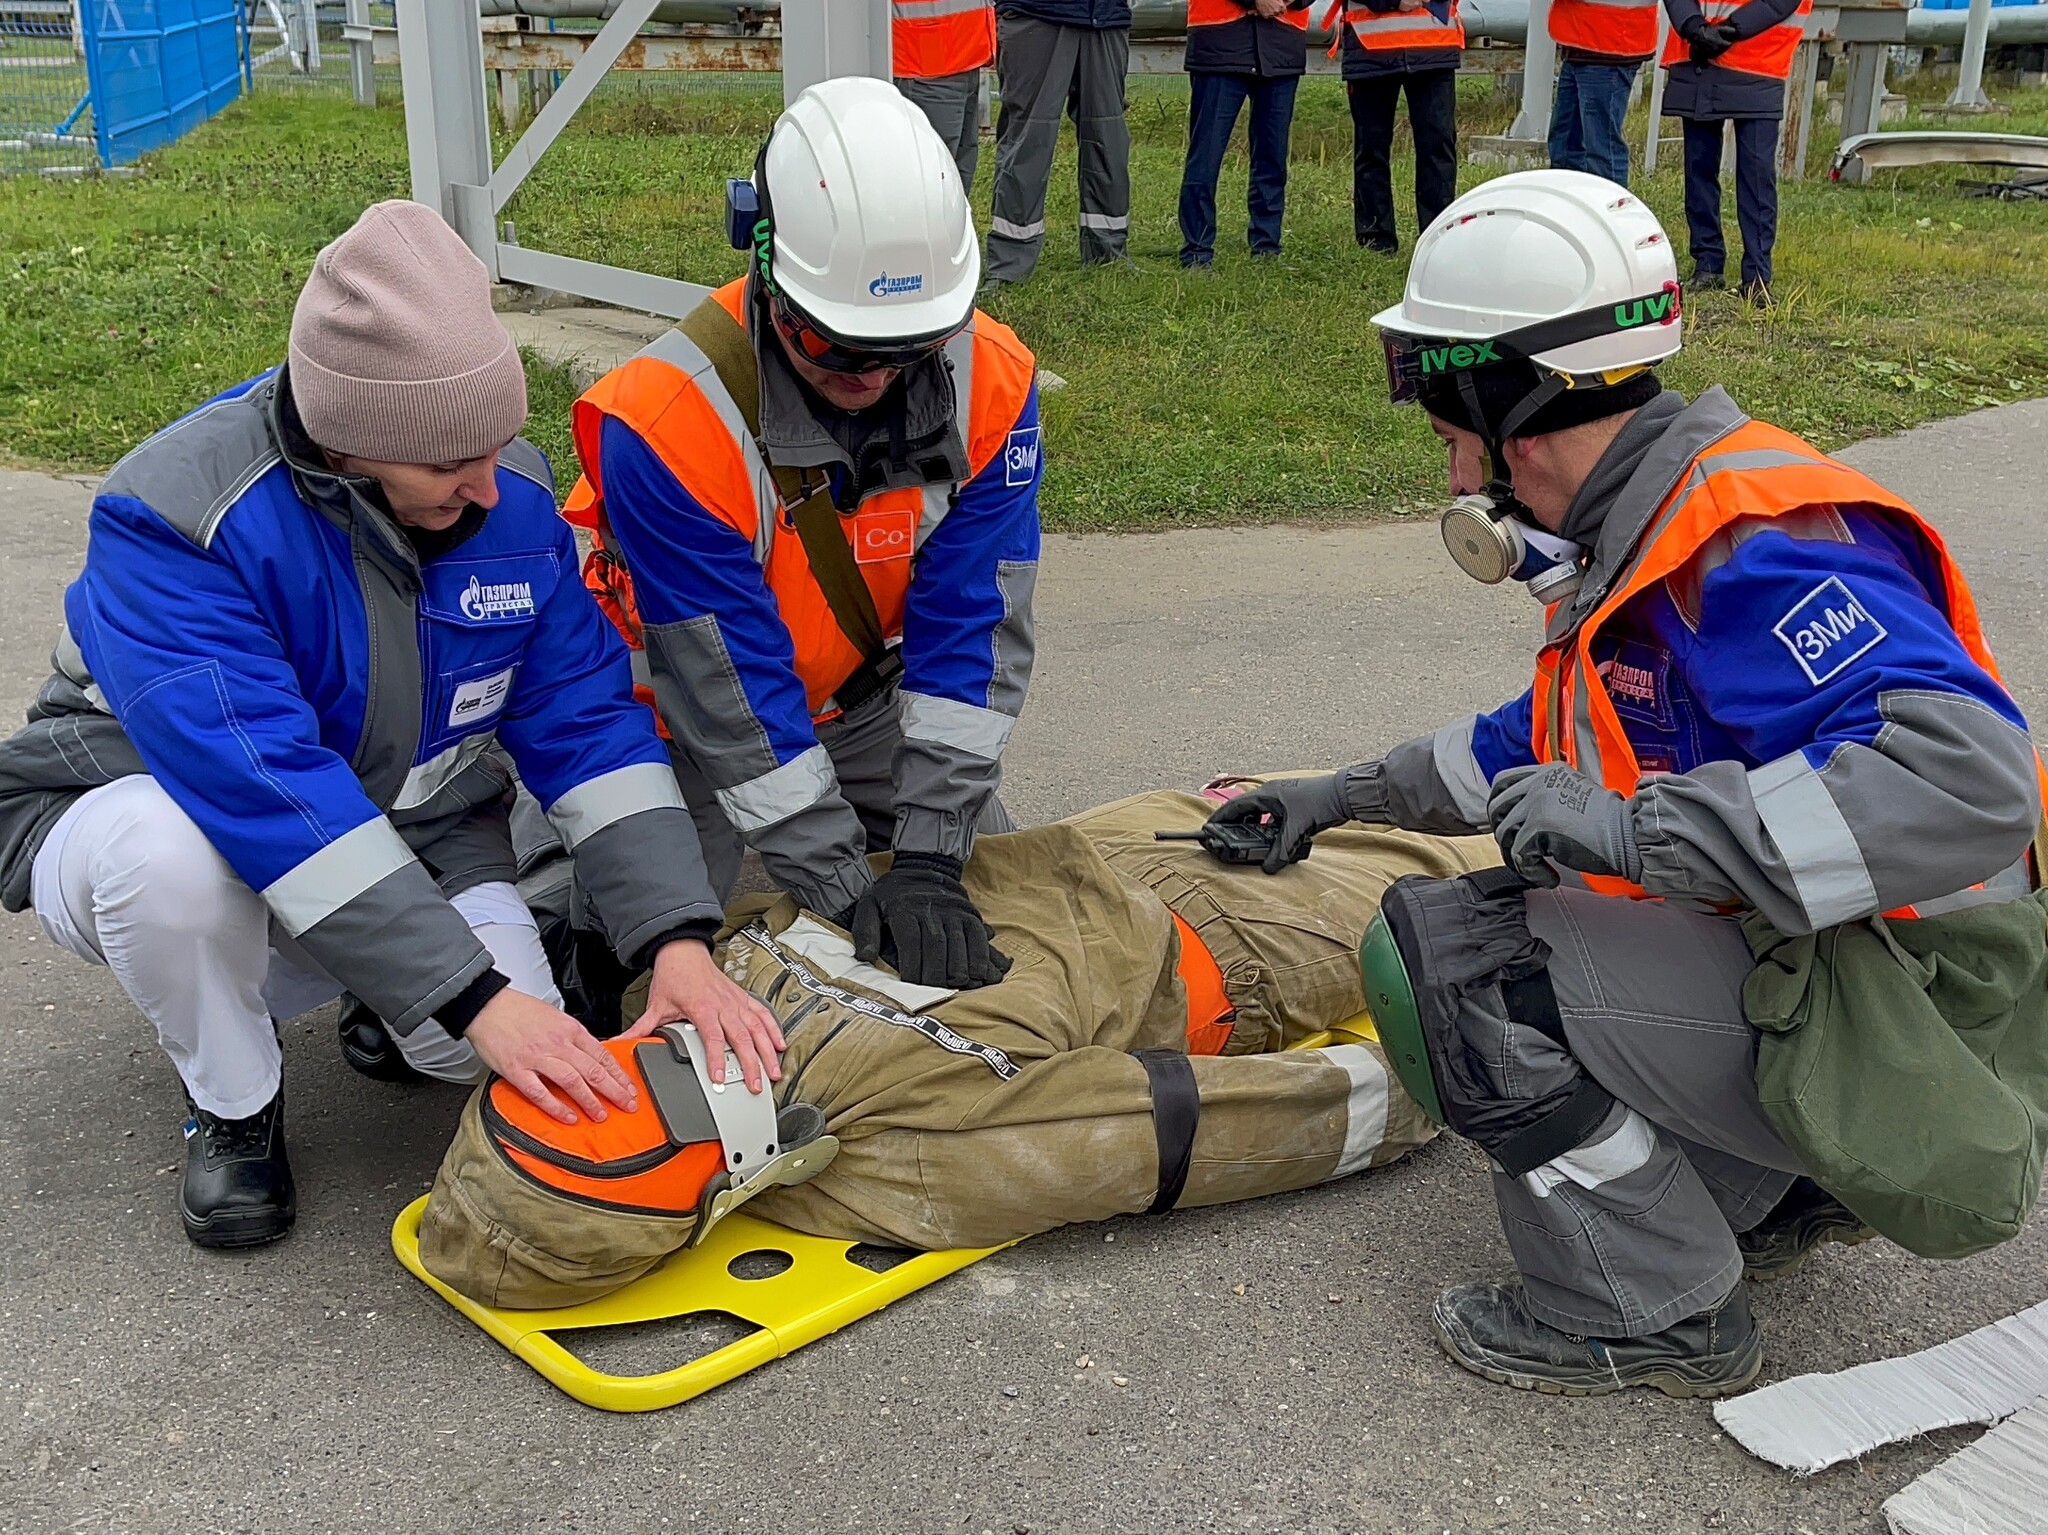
left=3, top=72, right=2046, bottom=529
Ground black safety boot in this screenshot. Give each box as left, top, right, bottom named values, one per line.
left=1739, top=1177, right=1875, bottom=1281
left=180, top=1090, right=297, bottom=1250
left=337, top=995, right=424, bottom=1083
left=1432, top=1280, right=1762, bottom=1399
left=1689, top=265, right=1726, bottom=292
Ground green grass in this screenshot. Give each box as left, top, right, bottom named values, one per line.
left=4, top=71, right=2047, bottom=530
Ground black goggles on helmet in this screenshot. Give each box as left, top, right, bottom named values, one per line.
left=1382, top=283, right=1682, bottom=404
left=768, top=292, right=966, bottom=377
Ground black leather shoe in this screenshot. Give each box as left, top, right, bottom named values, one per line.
left=1432, top=1280, right=1762, bottom=1398
left=1739, top=1177, right=1875, bottom=1281
left=1689, top=265, right=1726, bottom=291
left=337, top=996, right=424, bottom=1083
left=180, top=1091, right=296, bottom=1250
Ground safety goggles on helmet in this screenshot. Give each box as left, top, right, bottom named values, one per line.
left=1381, top=283, right=1682, bottom=405
left=768, top=290, right=964, bottom=377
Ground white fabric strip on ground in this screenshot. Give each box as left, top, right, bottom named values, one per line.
left=1882, top=1398, right=2048, bottom=1535
left=1714, top=1301, right=2048, bottom=1473
left=1319, top=1043, right=1390, bottom=1180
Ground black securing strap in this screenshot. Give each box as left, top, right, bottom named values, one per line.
left=1501, top=971, right=1566, bottom=1049
left=1134, top=1048, right=1200, bottom=1216
left=1491, top=1078, right=1619, bottom=1180
left=1464, top=866, right=1536, bottom=903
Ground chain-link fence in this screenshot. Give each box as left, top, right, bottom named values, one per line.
left=0, top=2, right=95, bottom=173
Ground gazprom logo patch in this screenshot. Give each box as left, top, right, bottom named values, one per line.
left=1004, top=425, right=1040, bottom=487
left=459, top=574, right=536, bottom=622
left=868, top=271, right=924, bottom=298
left=1772, top=576, right=1887, bottom=686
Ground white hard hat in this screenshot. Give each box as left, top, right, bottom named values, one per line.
left=1371, top=169, right=1682, bottom=381
left=757, top=77, right=978, bottom=347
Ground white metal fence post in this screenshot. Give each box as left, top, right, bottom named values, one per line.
left=346, top=0, right=375, bottom=105
left=396, top=0, right=497, bottom=272
left=1948, top=0, right=1995, bottom=107
left=1508, top=0, right=1558, bottom=141
left=1643, top=8, right=1669, bottom=174
left=780, top=0, right=894, bottom=103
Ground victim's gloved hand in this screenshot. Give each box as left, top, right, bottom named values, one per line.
left=1486, top=763, right=1643, bottom=887
left=851, top=851, right=1012, bottom=989
left=1202, top=771, right=1355, bottom=875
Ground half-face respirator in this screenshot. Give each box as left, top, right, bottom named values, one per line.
left=1439, top=493, right=1586, bottom=605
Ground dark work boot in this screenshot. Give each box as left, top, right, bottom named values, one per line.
left=1432, top=1280, right=1762, bottom=1399
left=1739, top=1177, right=1875, bottom=1281
left=180, top=1090, right=297, bottom=1250
left=1688, top=264, right=1726, bottom=292
left=337, top=995, right=424, bottom=1083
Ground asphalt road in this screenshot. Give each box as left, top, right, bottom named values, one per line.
left=3, top=399, right=2045, bottom=1535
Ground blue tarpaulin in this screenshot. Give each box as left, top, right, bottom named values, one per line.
left=78, top=1, right=241, bottom=167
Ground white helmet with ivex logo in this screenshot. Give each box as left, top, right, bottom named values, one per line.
left=761, top=76, right=979, bottom=345
left=1370, top=169, right=1682, bottom=378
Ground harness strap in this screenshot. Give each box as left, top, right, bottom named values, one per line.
left=1134, top=1047, right=1201, bottom=1215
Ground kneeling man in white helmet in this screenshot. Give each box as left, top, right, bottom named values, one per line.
left=1203, top=170, right=2048, bottom=1397
left=566, top=78, right=1041, bottom=993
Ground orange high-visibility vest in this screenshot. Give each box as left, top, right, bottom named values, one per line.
left=1659, top=0, right=1812, bottom=80
left=1550, top=0, right=1659, bottom=58
left=564, top=280, right=1035, bottom=727
left=1529, top=417, right=2045, bottom=906
left=893, top=0, right=996, bottom=78
left=1189, top=0, right=1310, bottom=30
left=1325, top=0, right=1465, bottom=55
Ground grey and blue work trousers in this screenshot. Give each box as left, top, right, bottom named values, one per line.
left=664, top=686, right=1013, bottom=907
left=987, top=15, right=1132, bottom=282
left=897, top=68, right=984, bottom=189
left=1384, top=871, right=1804, bottom=1338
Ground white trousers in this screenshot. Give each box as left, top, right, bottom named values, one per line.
left=31, top=776, right=562, bottom=1119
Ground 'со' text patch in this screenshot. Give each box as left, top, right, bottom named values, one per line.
left=1773, top=576, right=1888, bottom=686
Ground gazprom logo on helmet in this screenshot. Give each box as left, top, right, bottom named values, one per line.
left=869, top=272, right=925, bottom=298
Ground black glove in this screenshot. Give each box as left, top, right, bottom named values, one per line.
left=1486, top=763, right=1643, bottom=887
left=1689, top=18, right=1738, bottom=61
left=1202, top=770, right=1363, bottom=876
left=850, top=851, right=1012, bottom=990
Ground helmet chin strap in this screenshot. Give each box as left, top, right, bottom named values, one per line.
left=1456, top=368, right=1571, bottom=515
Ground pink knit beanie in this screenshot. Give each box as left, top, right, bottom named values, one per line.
left=288, top=200, right=527, bottom=463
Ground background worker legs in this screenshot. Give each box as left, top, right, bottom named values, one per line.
left=1681, top=116, right=1780, bottom=290
left=1177, top=72, right=1253, bottom=267
left=1348, top=68, right=1456, bottom=252
left=988, top=15, right=1131, bottom=283
left=1548, top=58, right=1637, bottom=184
left=897, top=67, right=983, bottom=187
left=665, top=688, right=1014, bottom=905
left=1384, top=872, right=1803, bottom=1342
left=30, top=776, right=562, bottom=1118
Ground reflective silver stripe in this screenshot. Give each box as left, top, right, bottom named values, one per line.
left=895, top=0, right=987, bottom=16
left=1322, top=1044, right=1392, bottom=1179
left=1750, top=752, right=1880, bottom=928
left=917, top=481, right=955, bottom=551
left=1432, top=717, right=1496, bottom=827
left=629, top=647, right=655, bottom=690
left=1701, top=0, right=1802, bottom=25
left=1078, top=212, right=1129, bottom=231
left=1904, top=856, right=2034, bottom=919
left=640, top=326, right=779, bottom=565
left=1571, top=654, right=1603, bottom=775
left=1349, top=12, right=1462, bottom=37
left=1524, top=1107, right=1656, bottom=1196
left=261, top=816, right=418, bottom=938
left=989, top=216, right=1045, bottom=241
left=547, top=761, right=687, bottom=850
left=1572, top=0, right=1656, bottom=8
left=899, top=690, right=1016, bottom=761
left=391, top=731, right=496, bottom=813
left=716, top=743, right=837, bottom=832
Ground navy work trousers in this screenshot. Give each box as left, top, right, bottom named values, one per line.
left=1347, top=68, right=1458, bottom=250
left=1177, top=71, right=1301, bottom=264
left=1682, top=114, right=1780, bottom=288
left=1548, top=58, right=1639, bottom=185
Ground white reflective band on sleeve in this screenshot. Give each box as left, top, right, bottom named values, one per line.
left=392, top=731, right=496, bottom=812
left=1432, top=716, right=1496, bottom=827
left=547, top=761, right=687, bottom=850
left=989, top=216, right=1045, bottom=241
left=1078, top=212, right=1129, bottom=231
left=1522, top=1107, right=1656, bottom=1198
left=899, top=691, right=1017, bottom=761
left=777, top=913, right=958, bottom=1011
left=1749, top=752, right=1880, bottom=930
left=262, top=816, right=418, bottom=938
left=1321, top=1044, right=1392, bottom=1180
left=716, top=744, right=837, bottom=833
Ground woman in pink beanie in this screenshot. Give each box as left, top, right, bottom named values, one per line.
left=0, top=201, right=782, bottom=1251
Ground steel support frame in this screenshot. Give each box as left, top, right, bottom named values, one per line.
left=1506, top=0, right=1556, bottom=143
left=1948, top=0, right=1996, bottom=108
left=399, top=0, right=892, bottom=318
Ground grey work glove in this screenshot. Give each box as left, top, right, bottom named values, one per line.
left=1203, top=764, right=1389, bottom=876
left=1486, top=763, right=1644, bottom=888
left=849, top=851, right=1012, bottom=990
